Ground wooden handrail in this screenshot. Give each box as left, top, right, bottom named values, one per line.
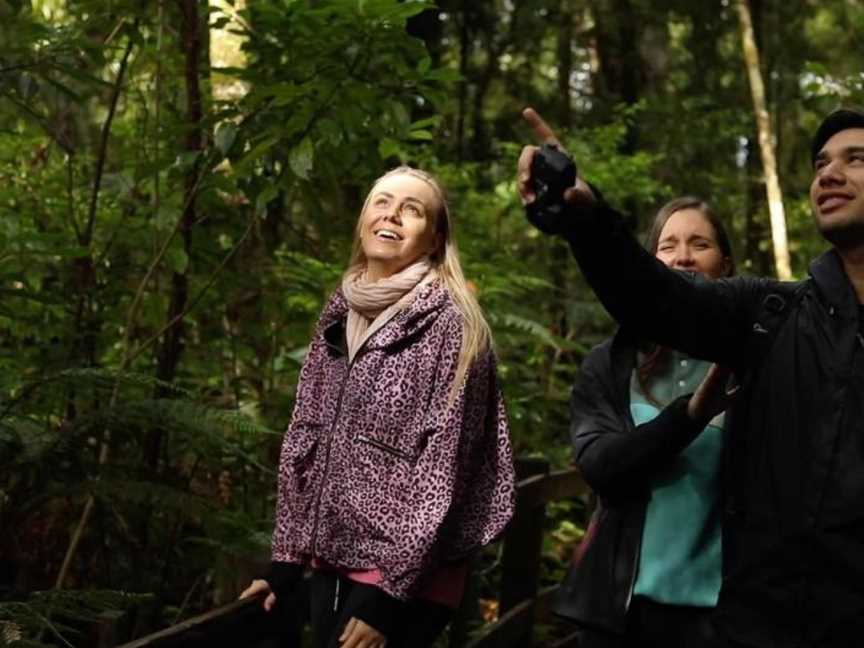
left=115, top=594, right=297, bottom=648
left=118, top=460, right=588, bottom=648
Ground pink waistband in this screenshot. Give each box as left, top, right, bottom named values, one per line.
left=311, top=558, right=469, bottom=609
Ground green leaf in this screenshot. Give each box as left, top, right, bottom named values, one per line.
left=288, top=137, right=314, bottom=179
left=174, top=150, right=201, bottom=172
left=18, top=73, right=38, bottom=100
left=378, top=137, right=402, bottom=160
left=409, top=116, right=441, bottom=130
left=166, top=246, right=189, bottom=275
left=255, top=185, right=279, bottom=214
left=233, top=135, right=279, bottom=176
left=391, top=102, right=410, bottom=131
left=409, top=129, right=433, bottom=141
left=214, top=122, right=238, bottom=155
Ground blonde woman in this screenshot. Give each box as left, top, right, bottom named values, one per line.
left=241, top=167, right=515, bottom=648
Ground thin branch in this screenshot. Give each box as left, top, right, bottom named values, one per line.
left=93, top=204, right=134, bottom=267
left=54, top=151, right=230, bottom=590
left=66, top=154, right=81, bottom=242
left=1, top=92, right=71, bottom=152
left=0, top=60, right=54, bottom=74
left=117, top=149, right=216, bottom=367
left=154, top=0, right=165, bottom=257
left=126, top=219, right=255, bottom=365
left=82, top=26, right=135, bottom=246
left=102, top=18, right=127, bottom=45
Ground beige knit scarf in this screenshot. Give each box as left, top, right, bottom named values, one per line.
left=341, top=257, right=433, bottom=361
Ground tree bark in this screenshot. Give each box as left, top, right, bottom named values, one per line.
left=145, top=0, right=205, bottom=468
left=736, top=0, right=791, bottom=279
left=556, top=0, right=573, bottom=129
left=592, top=0, right=642, bottom=149
left=455, top=6, right=470, bottom=162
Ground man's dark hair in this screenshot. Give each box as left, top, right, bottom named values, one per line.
left=811, top=108, right=864, bottom=165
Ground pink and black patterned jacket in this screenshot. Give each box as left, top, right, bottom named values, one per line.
left=271, top=279, right=516, bottom=600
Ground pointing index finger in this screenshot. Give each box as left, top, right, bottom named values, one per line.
left=523, top=107, right=561, bottom=147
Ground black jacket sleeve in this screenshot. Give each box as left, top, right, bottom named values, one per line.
left=265, top=561, right=303, bottom=600
left=348, top=583, right=405, bottom=638
left=559, top=199, right=773, bottom=372
left=571, top=344, right=708, bottom=501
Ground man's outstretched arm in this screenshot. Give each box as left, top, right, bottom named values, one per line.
left=518, top=107, right=769, bottom=370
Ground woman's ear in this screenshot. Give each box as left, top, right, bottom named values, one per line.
left=723, top=257, right=733, bottom=277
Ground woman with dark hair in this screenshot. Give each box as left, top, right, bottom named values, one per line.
left=553, top=197, right=735, bottom=648
left=240, top=167, right=515, bottom=648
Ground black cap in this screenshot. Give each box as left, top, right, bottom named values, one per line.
left=811, top=108, right=864, bottom=164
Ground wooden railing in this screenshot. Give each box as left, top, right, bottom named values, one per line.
left=466, top=459, right=587, bottom=648
left=116, top=458, right=588, bottom=648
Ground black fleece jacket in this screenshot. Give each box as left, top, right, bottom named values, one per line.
left=558, top=197, right=864, bottom=648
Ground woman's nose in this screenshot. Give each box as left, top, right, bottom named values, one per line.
left=383, top=206, right=401, bottom=223
left=673, top=248, right=694, bottom=267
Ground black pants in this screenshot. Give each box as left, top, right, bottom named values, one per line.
left=308, top=571, right=453, bottom=648
left=623, top=596, right=722, bottom=648
left=578, top=597, right=723, bottom=648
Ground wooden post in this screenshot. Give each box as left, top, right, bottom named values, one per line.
left=94, top=610, right=131, bottom=647
left=498, top=458, right=550, bottom=645
left=449, top=555, right=479, bottom=648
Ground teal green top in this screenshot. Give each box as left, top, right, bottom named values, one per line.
left=630, top=350, right=723, bottom=607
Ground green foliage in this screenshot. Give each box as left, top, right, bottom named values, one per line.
left=1, top=0, right=862, bottom=644
left=0, top=589, right=154, bottom=647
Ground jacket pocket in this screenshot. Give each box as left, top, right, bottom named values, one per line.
left=350, top=434, right=417, bottom=509
left=355, top=433, right=414, bottom=463
left=281, top=423, right=322, bottom=492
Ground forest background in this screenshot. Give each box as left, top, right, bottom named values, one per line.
left=1, top=0, right=863, bottom=645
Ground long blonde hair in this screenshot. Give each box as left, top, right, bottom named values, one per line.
left=345, top=166, right=492, bottom=398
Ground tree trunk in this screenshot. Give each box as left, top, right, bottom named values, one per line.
left=736, top=0, right=791, bottom=279
left=592, top=0, right=642, bottom=151
left=556, top=0, right=573, bottom=129
left=145, top=0, right=205, bottom=468
left=455, top=6, right=470, bottom=162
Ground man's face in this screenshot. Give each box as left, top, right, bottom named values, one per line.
left=810, top=128, right=864, bottom=249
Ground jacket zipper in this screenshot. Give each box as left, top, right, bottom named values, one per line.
left=309, top=306, right=408, bottom=555
left=356, top=433, right=413, bottom=462
left=612, top=336, right=641, bottom=613
left=309, top=338, right=371, bottom=556
left=309, top=364, right=351, bottom=557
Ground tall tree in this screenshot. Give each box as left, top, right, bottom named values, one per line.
left=736, top=0, right=792, bottom=279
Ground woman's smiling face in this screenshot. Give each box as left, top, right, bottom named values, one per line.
left=359, top=173, right=441, bottom=281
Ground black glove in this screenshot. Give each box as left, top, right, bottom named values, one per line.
left=525, top=143, right=577, bottom=235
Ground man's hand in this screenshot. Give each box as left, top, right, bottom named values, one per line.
left=239, top=579, right=277, bottom=612
left=339, top=616, right=386, bottom=648
left=687, top=363, right=739, bottom=423
left=517, top=107, right=596, bottom=207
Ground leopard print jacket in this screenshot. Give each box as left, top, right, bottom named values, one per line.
left=271, top=279, right=515, bottom=600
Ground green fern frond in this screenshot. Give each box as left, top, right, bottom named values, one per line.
left=488, top=312, right=561, bottom=349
